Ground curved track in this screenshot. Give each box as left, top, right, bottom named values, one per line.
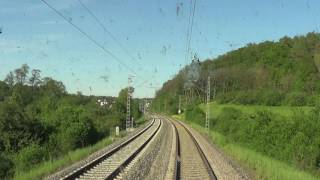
left=170, top=119, right=217, bottom=180
left=61, top=118, right=161, bottom=180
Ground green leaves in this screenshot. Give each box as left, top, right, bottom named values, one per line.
left=153, top=32, right=320, bottom=111
left=0, top=65, right=143, bottom=178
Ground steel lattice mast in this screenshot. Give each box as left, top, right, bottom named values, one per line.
left=205, top=76, right=210, bottom=132
left=126, top=76, right=133, bottom=131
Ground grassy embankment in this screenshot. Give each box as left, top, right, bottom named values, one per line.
left=173, top=103, right=318, bottom=180
left=199, top=102, right=313, bottom=118
left=14, top=116, right=148, bottom=180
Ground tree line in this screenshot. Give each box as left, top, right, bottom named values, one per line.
left=152, top=32, right=320, bottom=113
left=152, top=32, right=320, bottom=174
left=0, top=64, right=142, bottom=179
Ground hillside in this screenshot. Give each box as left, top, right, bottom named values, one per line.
left=152, top=32, right=320, bottom=176
left=153, top=32, right=320, bottom=114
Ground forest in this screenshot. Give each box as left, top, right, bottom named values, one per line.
left=0, top=64, right=141, bottom=179
left=153, top=32, right=320, bottom=113
left=152, top=32, right=320, bottom=174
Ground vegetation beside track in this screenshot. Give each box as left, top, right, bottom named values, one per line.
left=13, top=115, right=147, bottom=180
left=0, top=64, right=143, bottom=179
left=173, top=113, right=319, bottom=180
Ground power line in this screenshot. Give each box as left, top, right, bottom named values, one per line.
left=40, top=0, right=146, bottom=82
left=77, top=0, right=154, bottom=88
left=184, top=0, right=193, bottom=65
left=185, top=0, right=197, bottom=64
left=77, top=0, right=143, bottom=67
left=187, top=0, right=197, bottom=62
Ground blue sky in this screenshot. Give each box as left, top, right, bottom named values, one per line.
left=1, top=0, right=320, bottom=98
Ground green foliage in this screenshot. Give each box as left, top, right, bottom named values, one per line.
left=185, top=121, right=319, bottom=180
left=0, top=153, right=14, bottom=179
left=13, top=137, right=113, bottom=180
left=188, top=104, right=320, bottom=172
left=179, top=101, right=320, bottom=174
left=153, top=32, right=320, bottom=110
left=285, top=92, right=308, bottom=106
left=14, top=144, right=45, bottom=172
left=51, top=106, right=98, bottom=153
left=185, top=105, right=205, bottom=125
left=0, top=65, right=143, bottom=179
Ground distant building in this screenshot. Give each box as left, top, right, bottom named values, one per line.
left=97, top=99, right=110, bottom=108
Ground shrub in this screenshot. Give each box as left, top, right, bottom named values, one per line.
left=185, top=105, right=205, bottom=125
left=285, top=92, right=308, bottom=106
left=216, top=92, right=237, bottom=104
left=215, top=107, right=243, bottom=135
left=261, top=90, right=284, bottom=106
left=14, top=144, right=45, bottom=172
left=204, top=106, right=320, bottom=171
left=0, top=153, right=14, bottom=179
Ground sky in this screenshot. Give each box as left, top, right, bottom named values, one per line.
left=1, top=0, right=320, bottom=98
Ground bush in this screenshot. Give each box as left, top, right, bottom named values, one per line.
left=194, top=106, right=320, bottom=171
left=216, top=92, right=237, bottom=104
left=234, top=91, right=262, bottom=105
left=261, top=90, right=284, bottom=106
left=285, top=92, right=308, bottom=106
left=14, top=144, right=45, bottom=172
left=0, top=153, right=14, bottom=179
left=185, top=105, right=205, bottom=125
left=215, top=107, right=243, bottom=135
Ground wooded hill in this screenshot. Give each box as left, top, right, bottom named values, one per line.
left=153, top=32, right=320, bottom=113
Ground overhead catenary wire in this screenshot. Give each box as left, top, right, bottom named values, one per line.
left=186, top=0, right=197, bottom=63
left=77, top=0, right=143, bottom=68
left=184, top=0, right=194, bottom=65
left=40, top=0, right=148, bottom=84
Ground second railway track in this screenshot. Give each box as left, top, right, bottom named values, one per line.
left=61, top=117, right=162, bottom=180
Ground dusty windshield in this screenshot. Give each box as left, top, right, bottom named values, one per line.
left=1, top=1, right=320, bottom=179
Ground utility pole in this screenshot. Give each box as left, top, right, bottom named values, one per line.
left=144, top=98, right=148, bottom=114
left=143, top=98, right=146, bottom=114
left=178, top=95, right=181, bottom=114
left=164, top=99, right=167, bottom=113
left=126, top=76, right=133, bottom=131
left=206, top=76, right=210, bottom=133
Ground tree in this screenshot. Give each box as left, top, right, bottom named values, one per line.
left=4, top=71, right=15, bottom=87
left=14, top=64, right=29, bottom=85
left=0, top=81, right=9, bottom=101
left=29, top=69, right=41, bottom=88
left=112, top=88, right=130, bottom=128
left=41, top=77, right=66, bottom=97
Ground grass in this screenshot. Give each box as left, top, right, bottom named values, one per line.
left=199, top=102, right=313, bottom=119
left=14, top=116, right=148, bottom=180
left=135, top=115, right=147, bottom=126
left=13, top=137, right=114, bottom=180
left=173, top=115, right=319, bottom=180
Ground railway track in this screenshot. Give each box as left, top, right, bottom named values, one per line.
left=170, top=119, right=217, bottom=180
left=60, top=118, right=162, bottom=180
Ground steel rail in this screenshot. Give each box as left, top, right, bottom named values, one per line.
left=62, top=119, right=156, bottom=180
